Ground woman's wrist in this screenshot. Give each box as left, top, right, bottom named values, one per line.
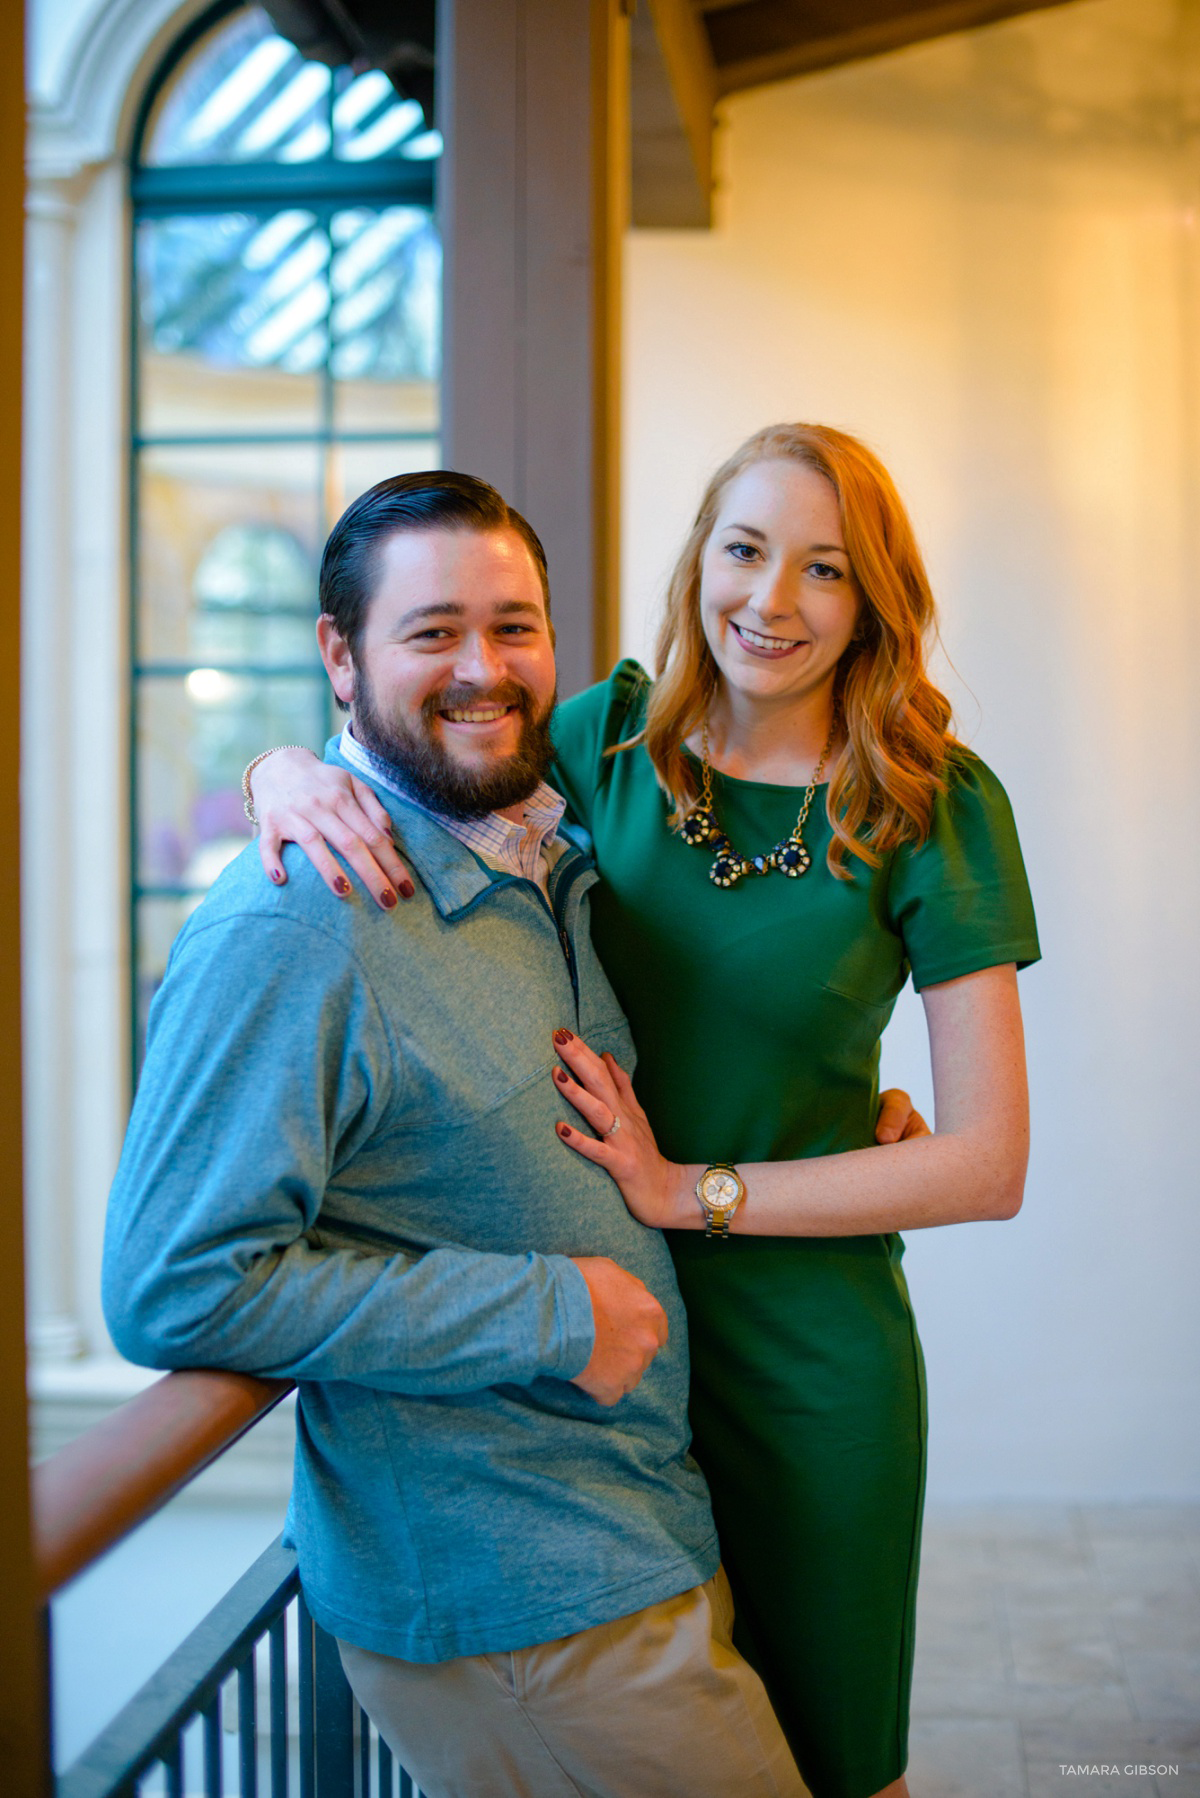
left=242, top=744, right=311, bottom=825
left=667, top=1163, right=706, bottom=1229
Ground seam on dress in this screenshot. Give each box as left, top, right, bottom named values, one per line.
left=892, top=1270, right=929, bottom=1783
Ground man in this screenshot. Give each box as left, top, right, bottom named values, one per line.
left=104, top=473, right=807, bottom=1797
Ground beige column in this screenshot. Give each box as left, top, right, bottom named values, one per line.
left=22, top=176, right=86, bottom=1363
left=437, top=0, right=628, bottom=693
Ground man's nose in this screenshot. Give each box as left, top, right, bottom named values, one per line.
left=452, top=632, right=507, bottom=688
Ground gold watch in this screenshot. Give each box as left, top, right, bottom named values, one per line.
left=694, top=1163, right=745, bottom=1239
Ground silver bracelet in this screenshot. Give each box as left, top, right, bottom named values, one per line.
left=241, top=746, right=308, bottom=828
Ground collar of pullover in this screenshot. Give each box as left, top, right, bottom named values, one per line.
left=323, top=737, right=588, bottom=922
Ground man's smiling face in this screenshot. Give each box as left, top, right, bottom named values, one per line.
left=317, top=526, right=558, bottom=821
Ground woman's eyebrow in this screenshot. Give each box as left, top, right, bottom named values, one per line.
left=722, top=522, right=767, bottom=540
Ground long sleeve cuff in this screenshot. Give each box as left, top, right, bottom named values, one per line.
left=545, top=1255, right=596, bottom=1380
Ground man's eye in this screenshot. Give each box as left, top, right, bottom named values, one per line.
left=411, top=628, right=454, bottom=641
left=497, top=623, right=535, bottom=635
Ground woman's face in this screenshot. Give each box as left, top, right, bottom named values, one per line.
left=699, top=459, right=862, bottom=712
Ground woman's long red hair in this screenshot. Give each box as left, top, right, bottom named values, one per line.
left=620, top=423, right=956, bottom=878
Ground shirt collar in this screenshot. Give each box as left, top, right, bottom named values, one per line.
left=338, top=725, right=567, bottom=867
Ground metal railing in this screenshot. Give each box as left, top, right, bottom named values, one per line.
left=35, top=1370, right=421, bottom=1797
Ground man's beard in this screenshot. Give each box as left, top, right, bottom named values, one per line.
left=351, top=670, right=557, bottom=820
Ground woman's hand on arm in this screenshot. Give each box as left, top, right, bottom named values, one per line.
left=251, top=748, right=415, bottom=909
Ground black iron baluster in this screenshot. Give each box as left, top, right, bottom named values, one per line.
left=202, top=1689, right=223, bottom=1798
left=398, top=1769, right=413, bottom=1798
left=238, top=1648, right=257, bottom=1798
left=269, top=1615, right=288, bottom=1798
left=377, top=1733, right=393, bottom=1798
left=298, top=1591, right=315, bottom=1798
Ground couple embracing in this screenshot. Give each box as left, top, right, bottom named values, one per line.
left=104, top=423, right=1038, bottom=1798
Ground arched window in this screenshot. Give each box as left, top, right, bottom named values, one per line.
left=129, top=0, right=440, bottom=1063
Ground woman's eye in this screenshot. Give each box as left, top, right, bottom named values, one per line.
left=725, top=541, right=760, bottom=563
left=808, top=561, right=844, bottom=581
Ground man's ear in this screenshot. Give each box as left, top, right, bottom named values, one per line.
left=317, top=615, right=356, bottom=707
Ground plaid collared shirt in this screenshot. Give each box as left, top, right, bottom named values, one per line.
left=339, top=726, right=568, bottom=897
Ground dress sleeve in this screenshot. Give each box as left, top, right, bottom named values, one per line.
left=887, top=751, right=1041, bottom=991
left=550, top=659, right=649, bottom=830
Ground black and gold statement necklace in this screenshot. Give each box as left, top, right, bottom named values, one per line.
left=681, top=720, right=835, bottom=889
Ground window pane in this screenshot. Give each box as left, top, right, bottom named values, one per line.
left=137, top=212, right=328, bottom=435
left=329, top=207, right=441, bottom=432
left=134, top=896, right=197, bottom=1064
left=137, top=444, right=321, bottom=665
left=328, top=440, right=441, bottom=518
left=332, top=69, right=440, bottom=165
left=142, top=7, right=333, bottom=168
left=136, top=673, right=331, bottom=890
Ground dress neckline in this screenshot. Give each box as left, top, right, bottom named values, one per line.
left=681, top=742, right=831, bottom=795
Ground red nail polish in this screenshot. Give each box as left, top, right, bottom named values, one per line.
left=399, top=879, right=415, bottom=899
left=380, top=889, right=398, bottom=909
left=269, top=868, right=284, bottom=884
left=553, top=1068, right=568, bottom=1085
left=557, top=1123, right=571, bottom=1138
left=334, top=876, right=351, bottom=897
left=553, top=1028, right=574, bottom=1046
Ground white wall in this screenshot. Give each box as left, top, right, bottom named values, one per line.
left=621, top=0, right=1200, bottom=1501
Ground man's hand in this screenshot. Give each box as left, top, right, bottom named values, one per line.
left=876, top=1087, right=931, bottom=1143
left=569, top=1257, right=668, bottom=1407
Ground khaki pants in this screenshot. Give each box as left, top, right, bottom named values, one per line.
left=338, top=1567, right=809, bottom=1798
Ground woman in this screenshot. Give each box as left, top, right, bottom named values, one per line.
left=247, top=424, right=1039, bottom=1798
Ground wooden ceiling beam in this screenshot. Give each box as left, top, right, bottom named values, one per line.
left=706, top=0, right=1081, bottom=96
left=630, top=0, right=717, bottom=227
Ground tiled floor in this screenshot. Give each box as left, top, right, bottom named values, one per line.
left=908, top=1506, right=1200, bottom=1798
left=52, top=1496, right=1198, bottom=1795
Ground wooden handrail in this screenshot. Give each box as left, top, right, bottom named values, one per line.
left=33, top=1369, right=295, bottom=1602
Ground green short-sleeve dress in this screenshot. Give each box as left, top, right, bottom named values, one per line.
left=551, top=661, right=1040, bottom=1798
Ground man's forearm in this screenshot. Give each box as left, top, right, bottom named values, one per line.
left=104, top=1230, right=596, bottom=1393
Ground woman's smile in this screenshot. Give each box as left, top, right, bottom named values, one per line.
left=729, top=620, right=810, bottom=657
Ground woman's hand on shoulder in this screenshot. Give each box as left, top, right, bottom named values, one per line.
left=251, top=747, right=415, bottom=909
left=551, top=1031, right=688, bottom=1230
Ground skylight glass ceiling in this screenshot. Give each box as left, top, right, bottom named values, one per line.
left=144, top=5, right=442, bottom=167
left=137, top=206, right=440, bottom=380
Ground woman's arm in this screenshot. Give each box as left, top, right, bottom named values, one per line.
left=553, top=962, right=1028, bottom=1235
left=248, top=748, right=415, bottom=908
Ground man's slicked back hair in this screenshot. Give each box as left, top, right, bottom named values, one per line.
left=319, top=470, right=552, bottom=661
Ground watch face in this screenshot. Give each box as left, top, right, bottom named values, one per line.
left=701, top=1170, right=741, bottom=1209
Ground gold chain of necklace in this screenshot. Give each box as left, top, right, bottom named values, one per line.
left=684, top=719, right=835, bottom=888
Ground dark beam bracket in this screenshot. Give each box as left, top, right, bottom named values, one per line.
left=264, top=0, right=438, bottom=123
